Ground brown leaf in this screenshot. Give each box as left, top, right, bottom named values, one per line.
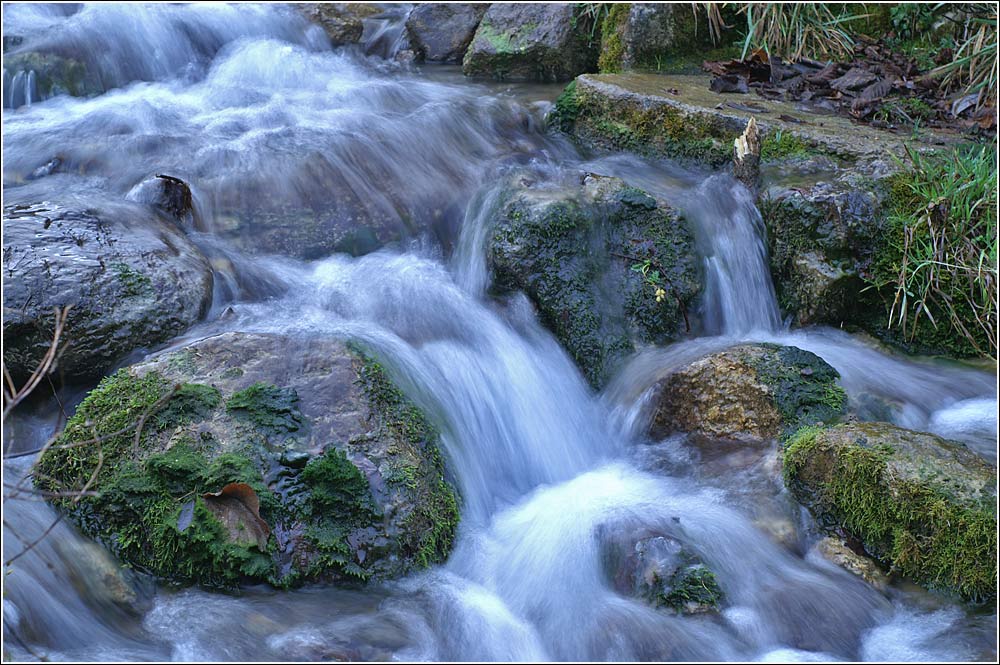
left=202, top=482, right=271, bottom=550
left=859, top=79, right=893, bottom=103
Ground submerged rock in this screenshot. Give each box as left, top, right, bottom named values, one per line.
left=126, top=174, right=201, bottom=229
left=463, top=4, right=598, bottom=82
left=405, top=3, right=487, bottom=63
left=808, top=536, right=889, bottom=593
left=488, top=172, right=700, bottom=388
left=603, top=530, right=723, bottom=615
left=2, top=50, right=100, bottom=107
left=650, top=344, right=847, bottom=442
left=35, top=332, right=459, bottom=590
left=2, top=199, right=213, bottom=383
left=783, top=422, right=996, bottom=601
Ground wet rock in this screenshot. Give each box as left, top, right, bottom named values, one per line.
left=55, top=539, right=148, bottom=612
left=650, top=344, right=846, bottom=442
left=597, top=3, right=716, bottom=73
left=126, top=174, right=200, bottom=229
left=784, top=422, right=997, bottom=601
left=2, top=51, right=100, bottom=108
left=604, top=531, right=723, bottom=615
left=296, top=3, right=382, bottom=45
left=35, top=332, right=459, bottom=590
left=488, top=172, right=700, bottom=388
left=405, top=3, right=487, bottom=64
left=809, top=537, right=889, bottom=592
left=2, top=198, right=213, bottom=384
left=463, top=4, right=598, bottom=82
left=759, top=180, right=883, bottom=327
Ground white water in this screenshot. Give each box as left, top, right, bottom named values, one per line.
left=3, top=4, right=996, bottom=662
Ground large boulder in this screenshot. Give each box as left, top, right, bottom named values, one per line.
left=783, top=422, right=996, bottom=601
left=488, top=172, right=700, bottom=388
left=296, top=3, right=382, bottom=45
left=406, top=3, right=487, bottom=63
left=462, top=4, right=598, bottom=81
left=597, top=3, right=720, bottom=73
left=35, top=332, right=459, bottom=590
left=2, top=198, right=213, bottom=384
left=650, top=344, right=846, bottom=442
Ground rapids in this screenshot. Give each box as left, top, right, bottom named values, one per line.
left=3, top=3, right=996, bottom=662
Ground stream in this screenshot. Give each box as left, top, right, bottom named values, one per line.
left=3, top=4, right=997, bottom=662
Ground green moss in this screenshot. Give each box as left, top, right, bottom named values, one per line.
left=760, top=130, right=823, bottom=161
left=226, top=382, right=303, bottom=433
left=351, top=349, right=460, bottom=568
left=571, top=82, right=736, bottom=166
left=783, top=426, right=996, bottom=601
left=597, top=3, right=629, bottom=73
left=300, top=448, right=376, bottom=521
left=748, top=345, right=846, bottom=439
left=112, top=262, right=153, bottom=298
left=548, top=80, right=580, bottom=132
left=656, top=564, right=723, bottom=613
left=154, top=384, right=221, bottom=429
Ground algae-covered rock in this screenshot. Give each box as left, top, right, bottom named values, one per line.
left=488, top=172, right=700, bottom=388
left=783, top=422, right=997, bottom=601
left=759, top=180, right=885, bottom=327
left=405, top=3, right=487, bottom=63
left=2, top=198, right=213, bottom=383
left=650, top=344, right=847, bottom=442
left=463, top=4, right=598, bottom=82
left=296, top=3, right=381, bottom=45
left=597, top=3, right=717, bottom=74
left=35, top=332, right=459, bottom=590
left=604, top=531, right=723, bottom=615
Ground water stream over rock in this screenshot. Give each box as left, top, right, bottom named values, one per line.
left=3, top=4, right=996, bottom=662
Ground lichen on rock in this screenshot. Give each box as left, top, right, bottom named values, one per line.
left=651, top=343, right=846, bottom=443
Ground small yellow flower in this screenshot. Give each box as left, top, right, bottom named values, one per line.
left=654, top=287, right=666, bottom=302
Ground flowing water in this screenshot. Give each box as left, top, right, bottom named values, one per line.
left=3, top=4, right=997, bottom=662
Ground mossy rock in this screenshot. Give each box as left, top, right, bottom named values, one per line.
left=650, top=344, right=847, bottom=442
left=487, top=171, right=700, bottom=389
left=462, top=4, right=598, bottom=82
left=783, top=422, right=997, bottom=602
left=604, top=531, right=723, bottom=615
left=36, top=332, right=459, bottom=590
left=759, top=180, right=886, bottom=329
left=597, top=3, right=725, bottom=74
left=296, top=3, right=382, bottom=45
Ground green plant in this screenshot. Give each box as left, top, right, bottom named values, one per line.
left=890, top=2, right=941, bottom=41
left=931, top=3, right=998, bottom=107
left=738, top=3, right=868, bottom=60
left=631, top=259, right=669, bottom=304
left=573, top=3, right=610, bottom=49
left=866, top=145, right=997, bottom=359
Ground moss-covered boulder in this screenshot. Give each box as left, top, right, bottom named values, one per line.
left=488, top=172, right=700, bottom=388
left=35, top=332, right=459, bottom=590
left=462, top=4, right=598, bottom=82
left=596, top=3, right=721, bottom=74
left=783, top=422, right=997, bottom=601
left=405, top=3, right=487, bottom=63
left=650, top=344, right=847, bottom=442
left=2, top=198, right=213, bottom=384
